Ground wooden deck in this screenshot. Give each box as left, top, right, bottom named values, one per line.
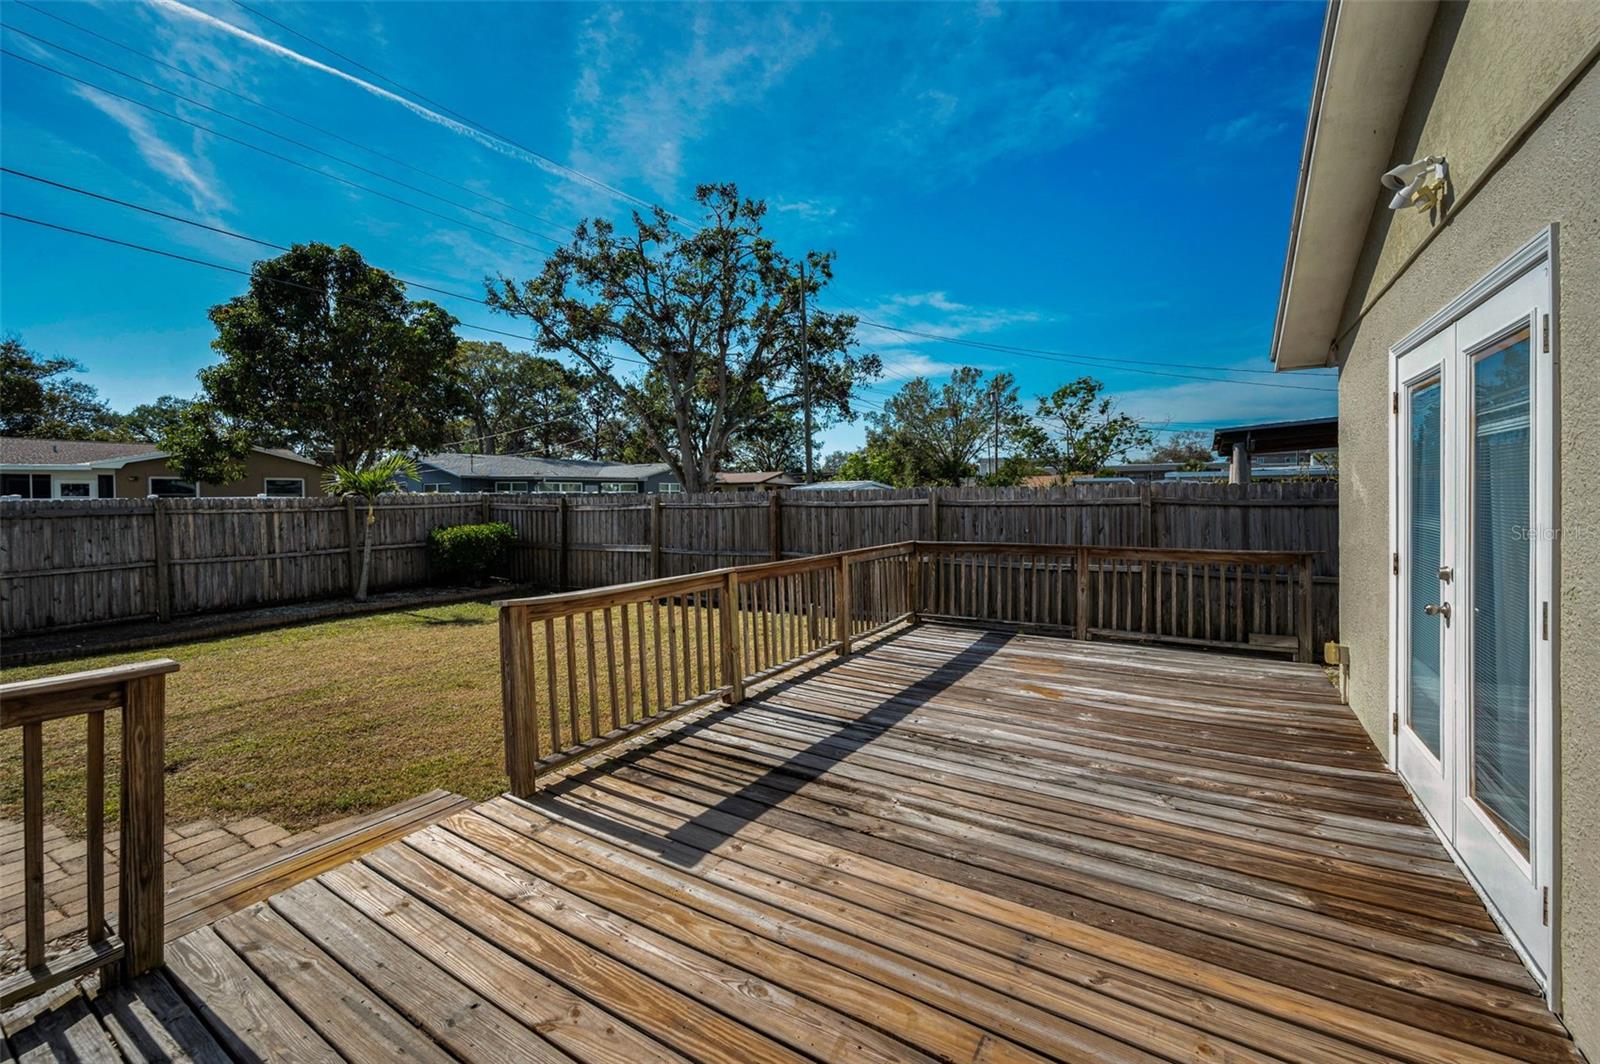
left=1, top=623, right=1579, bottom=1062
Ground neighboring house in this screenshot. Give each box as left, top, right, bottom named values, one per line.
left=713, top=471, right=799, bottom=493
left=1269, top=2, right=1597, bottom=1049
left=407, top=452, right=682, bottom=494
left=1210, top=417, right=1339, bottom=484
left=788, top=479, right=893, bottom=493
left=0, top=438, right=324, bottom=498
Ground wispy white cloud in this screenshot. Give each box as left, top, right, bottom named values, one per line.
left=872, top=349, right=979, bottom=383
left=147, top=0, right=624, bottom=206
left=855, top=291, right=1049, bottom=349
left=72, top=85, right=228, bottom=215
left=561, top=5, right=822, bottom=212
left=1207, top=111, right=1289, bottom=145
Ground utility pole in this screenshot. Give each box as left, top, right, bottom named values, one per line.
left=992, top=388, right=1001, bottom=478
left=800, top=259, right=814, bottom=483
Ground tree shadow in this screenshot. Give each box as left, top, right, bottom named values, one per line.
left=528, top=624, right=1011, bottom=868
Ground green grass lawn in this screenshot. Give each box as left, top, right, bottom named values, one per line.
left=2, top=603, right=512, bottom=833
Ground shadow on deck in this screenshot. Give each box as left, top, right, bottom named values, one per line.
left=0, top=623, right=1579, bottom=1063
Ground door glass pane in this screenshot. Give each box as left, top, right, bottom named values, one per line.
left=1471, top=329, right=1532, bottom=853
left=1408, top=377, right=1443, bottom=756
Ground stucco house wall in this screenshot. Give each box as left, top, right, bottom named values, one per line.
left=1330, top=34, right=1598, bottom=1052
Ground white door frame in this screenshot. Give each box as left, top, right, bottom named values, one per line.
left=1386, top=225, right=1558, bottom=1001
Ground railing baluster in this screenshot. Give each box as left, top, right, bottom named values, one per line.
left=585, top=611, right=600, bottom=740
left=22, top=722, right=44, bottom=970
left=619, top=605, right=634, bottom=724
left=85, top=710, right=105, bottom=946
left=604, top=606, right=620, bottom=732
left=544, top=618, right=560, bottom=749
left=564, top=613, right=580, bottom=742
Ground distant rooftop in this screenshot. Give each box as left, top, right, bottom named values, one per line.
left=416, top=452, right=672, bottom=481
left=789, top=479, right=893, bottom=492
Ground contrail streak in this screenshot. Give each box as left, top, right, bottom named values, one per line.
left=150, top=0, right=571, bottom=182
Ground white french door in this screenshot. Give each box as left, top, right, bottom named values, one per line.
left=1392, top=241, right=1555, bottom=986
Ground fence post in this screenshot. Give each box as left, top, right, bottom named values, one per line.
left=151, top=498, right=172, bottom=623
left=499, top=605, right=539, bottom=797
left=480, top=494, right=493, bottom=524
left=344, top=496, right=360, bottom=595
left=927, top=489, right=941, bottom=541
left=1075, top=546, right=1090, bottom=641
left=721, top=571, right=743, bottom=703
left=1140, top=481, right=1155, bottom=547
left=1298, top=554, right=1315, bottom=663
left=119, top=673, right=166, bottom=979
left=649, top=494, right=662, bottom=579
left=557, top=495, right=570, bottom=591
left=768, top=493, right=783, bottom=561
left=906, top=547, right=921, bottom=623
left=837, top=554, right=853, bottom=655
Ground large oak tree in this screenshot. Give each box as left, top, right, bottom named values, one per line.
left=203, top=243, right=466, bottom=467
left=486, top=184, right=879, bottom=492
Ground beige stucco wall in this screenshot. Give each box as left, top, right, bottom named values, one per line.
left=114, top=452, right=326, bottom=498
left=1329, top=36, right=1598, bottom=1053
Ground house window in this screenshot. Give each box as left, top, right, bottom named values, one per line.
left=601, top=482, right=638, bottom=493
left=494, top=481, right=530, bottom=493
left=542, top=481, right=583, bottom=493
left=263, top=478, right=305, bottom=497
left=658, top=482, right=684, bottom=494
left=148, top=477, right=199, bottom=498
left=97, top=474, right=115, bottom=498
left=1, top=474, right=51, bottom=498
left=421, top=483, right=443, bottom=493
left=56, top=480, right=92, bottom=499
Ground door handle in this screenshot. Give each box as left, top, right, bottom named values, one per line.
left=1423, top=602, right=1452, bottom=622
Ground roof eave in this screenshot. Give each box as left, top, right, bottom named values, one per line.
left=1270, top=0, right=1438, bottom=373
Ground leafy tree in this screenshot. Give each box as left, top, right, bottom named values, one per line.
left=203, top=243, right=466, bottom=466
left=159, top=401, right=254, bottom=485
left=816, top=450, right=851, bottom=480
left=1147, top=429, right=1215, bottom=470
left=487, top=183, right=880, bottom=492
left=0, top=336, right=120, bottom=439
left=119, top=395, right=196, bottom=444
left=1028, top=377, right=1153, bottom=475
left=982, top=454, right=1043, bottom=486
left=857, top=368, right=1028, bottom=486
left=730, top=398, right=809, bottom=473
left=571, top=372, right=631, bottom=461
left=453, top=341, right=584, bottom=456
left=322, top=454, right=421, bottom=601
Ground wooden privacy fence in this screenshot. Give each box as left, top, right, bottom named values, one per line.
left=497, top=541, right=1313, bottom=793
left=2, top=482, right=1336, bottom=645
left=0, top=659, right=175, bottom=1007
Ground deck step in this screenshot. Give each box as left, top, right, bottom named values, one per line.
left=163, top=790, right=474, bottom=941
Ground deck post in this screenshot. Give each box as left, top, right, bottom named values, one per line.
left=499, top=605, right=539, bottom=797
left=906, top=548, right=921, bottom=623
left=1297, top=554, right=1315, bottom=663
left=1074, top=546, right=1090, bottom=641
left=721, top=571, right=743, bottom=703
left=837, top=554, right=853, bottom=655
left=119, top=674, right=166, bottom=980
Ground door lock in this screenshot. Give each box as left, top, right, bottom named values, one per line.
left=1423, top=602, right=1452, bottom=622
left=1437, top=565, right=1453, bottom=583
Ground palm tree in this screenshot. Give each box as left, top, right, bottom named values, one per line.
left=322, top=454, right=420, bottom=602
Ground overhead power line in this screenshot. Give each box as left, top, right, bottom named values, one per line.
left=9, top=0, right=580, bottom=236
left=0, top=208, right=645, bottom=368
left=0, top=47, right=556, bottom=257
left=224, top=0, right=676, bottom=221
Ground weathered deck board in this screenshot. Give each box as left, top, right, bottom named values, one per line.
left=2, top=624, right=1580, bottom=1062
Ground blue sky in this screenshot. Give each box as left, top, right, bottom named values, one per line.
left=0, top=0, right=1337, bottom=455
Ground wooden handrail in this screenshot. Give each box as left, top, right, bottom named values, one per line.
left=498, top=540, right=1316, bottom=795
left=499, top=544, right=916, bottom=793
left=0, top=659, right=177, bottom=1008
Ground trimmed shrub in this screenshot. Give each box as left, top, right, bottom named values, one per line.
left=427, top=521, right=516, bottom=584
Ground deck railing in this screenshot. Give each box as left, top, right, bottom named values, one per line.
left=497, top=541, right=1310, bottom=793
left=918, top=543, right=1315, bottom=662
left=0, top=660, right=176, bottom=1007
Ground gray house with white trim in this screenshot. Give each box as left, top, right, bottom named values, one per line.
left=405, top=452, right=682, bottom=494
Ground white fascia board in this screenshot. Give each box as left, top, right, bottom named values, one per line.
left=1271, top=0, right=1437, bottom=372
